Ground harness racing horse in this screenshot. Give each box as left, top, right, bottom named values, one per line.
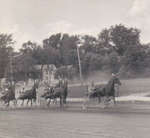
left=41, top=87, right=57, bottom=106
left=17, top=83, right=38, bottom=106
left=53, top=85, right=68, bottom=107
left=0, top=86, right=17, bottom=107
left=89, top=76, right=121, bottom=104
left=41, top=81, right=68, bottom=107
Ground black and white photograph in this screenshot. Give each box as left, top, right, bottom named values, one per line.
left=1, top=0, right=150, bottom=138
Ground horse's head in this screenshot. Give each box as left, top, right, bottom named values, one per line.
left=0, top=94, right=6, bottom=101
left=113, top=76, right=121, bottom=86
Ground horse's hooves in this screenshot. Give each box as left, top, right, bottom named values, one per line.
left=82, top=105, right=87, bottom=110
left=47, top=104, right=50, bottom=107
left=103, top=105, right=108, bottom=109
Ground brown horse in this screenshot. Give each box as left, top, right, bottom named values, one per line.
left=89, top=76, right=121, bottom=104
left=17, top=83, right=38, bottom=106
left=41, top=81, right=68, bottom=107
left=41, top=87, right=57, bottom=106
left=0, top=86, right=17, bottom=107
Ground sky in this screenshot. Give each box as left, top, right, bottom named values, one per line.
left=0, top=0, right=150, bottom=50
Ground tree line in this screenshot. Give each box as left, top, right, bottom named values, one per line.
left=1, top=24, right=150, bottom=83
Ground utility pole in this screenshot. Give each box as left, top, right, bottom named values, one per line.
left=77, top=46, right=83, bottom=85
left=9, top=51, right=13, bottom=87
left=76, top=42, right=83, bottom=85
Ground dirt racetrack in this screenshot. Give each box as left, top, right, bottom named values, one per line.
left=1, top=103, right=150, bottom=138
left=1, top=78, right=150, bottom=138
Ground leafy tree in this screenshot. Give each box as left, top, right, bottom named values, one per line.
left=110, top=24, right=140, bottom=56
left=13, top=53, right=37, bottom=82
left=43, top=33, right=79, bottom=67
left=16, top=41, right=41, bottom=81
left=81, top=35, right=97, bottom=53
left=0, top=34, right=15, bottom=78
left=43, top=33, right=62, bottom=49
left=122, top=45, right=146, bottom=72
left=81, top=52, right=102, bottom=76
left=9, top=25, right=149, bottom=79
left=108, top=51, right=120, bottom=73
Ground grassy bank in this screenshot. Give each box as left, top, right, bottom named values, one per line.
left=68, top=78, right=150, bottom=98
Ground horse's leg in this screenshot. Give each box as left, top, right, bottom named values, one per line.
left=104, top=96, right=107, bottom=104
left=62, top=96, right=64, bottom=107
left=7, top=101, right=9, bottom=107
left=56, top=98, right=57, bottom=104
left=82, top=94, right=88, bottom=110
left=31, top=99, right=33, bottom=107
left=47, top=99, right=51, bottom=107
left=27, top=99, right=29, bottom=106
left=104, top=96, right=109, bottom=107
left=27, top=99, right=30, bottom=106
left=62, top=94, right=66, bottom=104
left=98, top=95, right=101, bottom=103
left=21, top=99, right=24, bottom=106
left=64, top=96, right=67, bottom=104
left=62, top=96, right=65, bottom=104
left=59, top=97, right=61, bottom=105
left=53, top=98, right=57, bottom=104
left=52, top=98, right=55, bottom=104
left=23, top=99, right=25, bottom=106
left=39, top=97, right=41, bottom=106
left=60, top=97, right=63, bottom=107
left=13, top=99, right=17, bottom=107
left=113, top=96, right=116, bottom=105
left=63, top=94, right=67, bottom=105
left=15, top=99, right=17, bottom=106
left=53, top=98, right=55, bottom=104
left=34, top=99, right=36, bottom=106
left=54, top=98, right=57, bottom=104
